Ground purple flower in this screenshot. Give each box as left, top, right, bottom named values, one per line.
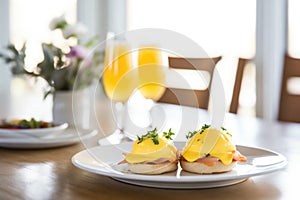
left=66, top=45, right=89, bottom=59
left=66, top=45, right=93, bottom=69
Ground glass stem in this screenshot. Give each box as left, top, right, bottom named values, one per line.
left=114, top=101, right=128, bottom=133
left=147, top=99, right=155, bottom=129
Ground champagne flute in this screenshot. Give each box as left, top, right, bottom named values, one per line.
left=137, top=46, right=166, bottom=127
left=102, top=33, right=136, bottom=140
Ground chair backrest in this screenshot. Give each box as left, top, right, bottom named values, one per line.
left=278, top=54, right=300, bottom=123
left=229, top=58, right=249, bottom=114
left=158, top=56, right=222, bottom=109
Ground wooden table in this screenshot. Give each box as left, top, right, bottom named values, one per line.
left=1, top=103, right=299, bottom=200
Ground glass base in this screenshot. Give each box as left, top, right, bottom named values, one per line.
left=98, top=129, right=133, bottom=146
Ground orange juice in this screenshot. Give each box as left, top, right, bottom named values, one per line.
left=138, top=47, right=166, bottom=101
left=103, top=42, right=136, bottom=102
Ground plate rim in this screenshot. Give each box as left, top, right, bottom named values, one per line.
left=71, top=142, right=287, bottom=184
left=112, top=176, right=248, bottom=189
left=0, top=122, right=68, bottom=136
left=0, top=128, right=98, bottom=148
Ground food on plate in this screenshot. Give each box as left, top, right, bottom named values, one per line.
left=0, top=118, right=55, bottom=129
left=119, top=128, right=178, bottom=175
left=180, top=124, right=247, bottom=174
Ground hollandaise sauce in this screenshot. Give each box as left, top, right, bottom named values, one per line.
left=182, top=128, right=236, bottom=165
left=125, top=138, right=177, bottom=164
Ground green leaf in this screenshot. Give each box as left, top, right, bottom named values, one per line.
left=43, top=87, right=55, bottom=99
left=200, top=124, right=210, bottom=134
left=137, top=128, right=159, bottom=145
left=55, top=20, right=68, bottom=30
left=6, top=44, right=19, bottom=55
left=186, top=124, right=211, bottom=139
left=163, top=128, right=175, bottom=140
left=186, top=131, right=197, bottom=139
left=0, top=43, right=27, bottom=75
left=221, top=127, right=232, bottom=137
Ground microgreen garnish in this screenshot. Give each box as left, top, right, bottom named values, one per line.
left=163, top=128, right=175, bottom=140
left=186, top=124, right=211, bottom=139
left=186, top=131, right=197, bottom=139
left=200, top=124, right=211, bottom=133
left=137, top=128, right=159, bottom=145
left=221, top=127, right=232, bottom=136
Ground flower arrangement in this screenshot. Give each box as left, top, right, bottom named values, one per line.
left=0, top=15, right=103, bottom=98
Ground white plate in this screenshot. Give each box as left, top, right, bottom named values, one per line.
left=0, top=123, right=68, bottom=138
left=72, top=142, right=287, bottom=189
left=0, top=128, right=98, bottom=149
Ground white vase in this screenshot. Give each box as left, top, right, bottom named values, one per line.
left=52, top=88, right=90, bottom=128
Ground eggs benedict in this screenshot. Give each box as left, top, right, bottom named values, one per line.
left=120, top=128, right=178, bottom=175
left=180, top=124, right=246, bottom=174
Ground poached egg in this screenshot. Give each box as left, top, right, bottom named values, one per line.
left=125, top=137, right=177, bottom=164
left=182, top=127, right=236, bottom=165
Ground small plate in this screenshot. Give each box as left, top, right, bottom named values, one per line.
left=0, top=123, right=68, bottom=138
left=0, top=127, right=97, bottom=149
left=72, top=142, right=287, bottom=189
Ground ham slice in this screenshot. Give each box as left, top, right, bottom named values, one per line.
left=180, top=150, right=247, bottom=166
left=118, top=150, right=247, bottom=166
left=195, top=157, right=219, bottom=166
left=141, top=158, right=174, bottom=165
left=118, top=159, right=128, bottom=165
left=233, top=151, right=247, bottom=162
left=118, top=157, right=176, bottom=165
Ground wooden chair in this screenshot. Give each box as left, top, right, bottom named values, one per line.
left=229, top=58, right=250, bottom=114
left=158, top=56, right=222, bottom=109
left=278, top=54, right=300, bottom=123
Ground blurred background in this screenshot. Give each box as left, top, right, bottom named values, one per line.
left=0, top=0, right=298, bottom=122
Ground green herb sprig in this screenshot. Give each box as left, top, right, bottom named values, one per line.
left=137, top=128, right=175, bottom=145
left=205, top=153, right=211, bottom=157
left=186, top=130, right=197, bottom=139
left=221, top=127, right=232, bottom=137
left=137, top=128, right=159, bottom=145
left=186, top=124, right=211, bottom=139
left=163, top=128, right=175, bottom=140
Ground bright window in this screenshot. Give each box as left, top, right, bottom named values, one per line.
left=8, top=0, right=77, bottom=120
left=127, top=0, right=256, bottom=115
left=10, top=0, right=77, bottom=68
left=288, top=0, right=300, bottom=58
